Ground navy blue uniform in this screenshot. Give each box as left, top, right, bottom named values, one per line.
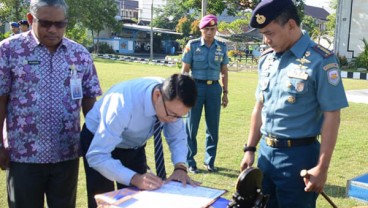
left=256, top=32, right=348, bottom=207
left=182, top=37, right=229, bottom=168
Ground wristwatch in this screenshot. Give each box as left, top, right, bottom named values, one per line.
left=243, top=145, right=256, bottom=152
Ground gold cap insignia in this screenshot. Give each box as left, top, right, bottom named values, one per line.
left=210, top=20, right=215, bottom=25
left=256, top=14, right=266, bottom=24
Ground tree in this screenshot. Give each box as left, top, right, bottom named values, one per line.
left=325, top=13, right=336, bottom=37
left=69, top=0, right=118, bottom=52
left=0, top=0, right=29, bottom=23
left=151, top=0, right=192, bottom=31
left=217, top=13, right=251, bottom=34
left=65, top=23, right=92, bottom=48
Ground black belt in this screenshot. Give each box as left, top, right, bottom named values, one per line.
left=263, top=135, right=317, bottom=148
left=194, top=79, right=219, bottom=85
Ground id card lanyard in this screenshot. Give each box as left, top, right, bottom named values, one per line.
left=70, top=64, right=83, bottom=100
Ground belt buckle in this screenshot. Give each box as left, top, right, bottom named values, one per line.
left=287, top=140, right=292, bottom=147
left=266, top=137, right=274, bottom=147
left=206, top=80, right=213, bottom=85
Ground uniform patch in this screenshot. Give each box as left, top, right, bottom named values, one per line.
left=184, top=46, right=190, bottom=53
left=323, top=63, right=339, bottom=71
left=313, top=45, right=333, bottom=58
left=327, top=69, right=340, bottom=86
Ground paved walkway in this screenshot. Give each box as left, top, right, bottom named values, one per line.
left=345, top=89, right=368, bottom=104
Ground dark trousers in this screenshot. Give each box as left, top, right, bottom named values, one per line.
left=7, top=159, right=79, bottom=208
left=80, top=124, right=148, bottom=208
left=186, top=81, right=222, bottom=167
left=258, top=138, right=320, bottom=208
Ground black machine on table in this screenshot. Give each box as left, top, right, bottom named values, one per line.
left=227, top=167, right=269, bottom=208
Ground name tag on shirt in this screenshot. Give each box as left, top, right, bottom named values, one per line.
left=27, top=60, right=41, bottom=65
left=287, top=70, right=308, bottom=80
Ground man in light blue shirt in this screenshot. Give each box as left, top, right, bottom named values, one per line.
left=81, top=74, right=198, bottom=208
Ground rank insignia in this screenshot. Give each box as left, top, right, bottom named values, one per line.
left=256, top=14, right=266, bottom=24
left=313, top=45, right=333, bottom=58
left=327, top=69, right=340, bottom=86
left=195, top=48, right=201, bottom=55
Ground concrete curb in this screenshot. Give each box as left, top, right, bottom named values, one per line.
left=341, top=71, right=368, bottom=80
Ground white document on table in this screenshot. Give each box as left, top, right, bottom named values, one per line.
left=119, top=181, right=226, bottom=208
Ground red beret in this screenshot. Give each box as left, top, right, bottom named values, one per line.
left=199, top=14, right=217, bottom=29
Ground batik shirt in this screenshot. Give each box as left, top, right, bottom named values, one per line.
left=0, top=31, right=102, bottom=163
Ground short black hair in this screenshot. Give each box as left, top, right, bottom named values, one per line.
left=161, top=74, right=197, bottom=108
left=274, top=4, right=301, bottom=27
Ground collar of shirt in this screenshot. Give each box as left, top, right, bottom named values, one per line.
left=200, top=37, right=219, bottom=47
left=290, top=30, right=311, bottom=59
left=28, top=30, right=69, bottom=52
left=144, top=82, right=160, bottom=118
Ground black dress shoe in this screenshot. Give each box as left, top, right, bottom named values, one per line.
left=204, top=164, right=217, bottom=172
left=188, top=166, right=199, bottom=174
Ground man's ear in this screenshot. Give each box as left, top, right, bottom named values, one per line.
left=27, top=13, right=34, bottom=25
left=153, top=88, right=161, bottom=102
left=287, top=19, right=298, bottom=30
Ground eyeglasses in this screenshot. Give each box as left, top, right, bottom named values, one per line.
left=159, top=88, right=188, bottom=119
left=33, top=16, right=68, bottom=29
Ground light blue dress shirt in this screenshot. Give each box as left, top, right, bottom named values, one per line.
left=85, top=77, right=188, bottom=185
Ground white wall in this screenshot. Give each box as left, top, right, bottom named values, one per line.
left=138, top=0, right=167, bottom=21
left=335, top=0, right=368, bottom=59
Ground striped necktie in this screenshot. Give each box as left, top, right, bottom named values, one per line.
left=153, top=117, right=166, bottom=180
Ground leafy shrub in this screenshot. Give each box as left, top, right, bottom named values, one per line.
left=228, top=50, right=244, bottom=58
left=355, top=38, right=368, bottom=69
left=337, top=54, right=348, bottom=67
left=96, top=42, right=115, bottom=54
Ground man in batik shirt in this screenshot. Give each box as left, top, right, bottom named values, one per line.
left=0, top=0, right=102, bottom=207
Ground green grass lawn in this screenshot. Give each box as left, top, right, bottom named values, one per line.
left=1, top=58, right=367, bottom=207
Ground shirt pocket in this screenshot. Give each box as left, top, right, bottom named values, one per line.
left=260, top=72, right=270, bottom=91
left=192, top=54, right=206, bottom=69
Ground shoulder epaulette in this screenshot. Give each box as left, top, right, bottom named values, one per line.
left=261, top=48, right=274, bottom=57
left=312, top=44, right=334, bottom=58
left=189, top=38, right=200, bottom=44
left=215, top=39, right=226, bottom=45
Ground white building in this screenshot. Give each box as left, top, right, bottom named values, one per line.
left=334, top=0, right=368, bottom=60
left=138, top=0, right=167, bottom=22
